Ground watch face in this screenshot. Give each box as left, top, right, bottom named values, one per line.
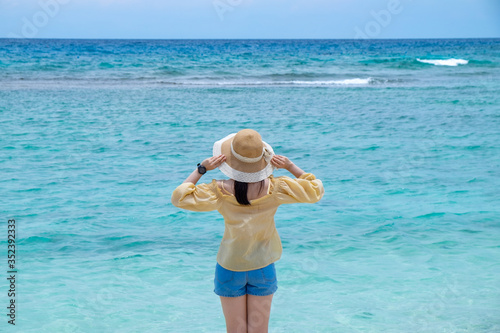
left=198, top=164, right=207, bottom=174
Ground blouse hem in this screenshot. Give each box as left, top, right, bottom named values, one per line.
left=216, top=257, right=281, bottom=272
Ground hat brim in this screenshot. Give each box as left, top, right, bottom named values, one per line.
left=213, top=133, right=275, bottom=183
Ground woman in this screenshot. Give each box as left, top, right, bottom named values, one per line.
left=171, top=129, right=324, bottom=333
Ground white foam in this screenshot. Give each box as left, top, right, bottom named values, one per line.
left=290, top=78, right=372, bottom=85
left=161, top=78, right=373, bottom=86
left=417, top=58, right=469, bottom=66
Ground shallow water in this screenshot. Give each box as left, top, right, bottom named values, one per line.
left=1, top=38, right=500, bottom=332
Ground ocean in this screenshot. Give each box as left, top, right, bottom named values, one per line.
left=1, top=38, right=499, bottom=332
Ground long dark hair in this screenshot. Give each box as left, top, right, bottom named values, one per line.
left=234, top=179, right=265, bottom=205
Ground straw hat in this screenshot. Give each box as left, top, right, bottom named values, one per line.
left=213, top=129, right=275, bottom=183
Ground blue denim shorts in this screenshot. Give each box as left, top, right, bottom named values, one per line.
left=214, top=262, right=278, bottom=297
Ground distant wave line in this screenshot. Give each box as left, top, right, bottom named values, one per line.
left=158, top=78, right=374, bottom=86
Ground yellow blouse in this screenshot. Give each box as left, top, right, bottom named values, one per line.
left=171, top=173, right=324, bottom=271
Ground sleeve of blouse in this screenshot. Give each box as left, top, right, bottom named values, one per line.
left=171, top=181, right=222, bottom=212
left=275, top=173, right=325, bottom=204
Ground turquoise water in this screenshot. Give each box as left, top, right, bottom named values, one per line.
left=1, top=39, right=500, bottom=332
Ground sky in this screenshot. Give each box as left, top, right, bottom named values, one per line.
left=1, top=0, right=499, bottom=39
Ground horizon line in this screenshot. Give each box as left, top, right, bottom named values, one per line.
left=1, top=37, right=499, bottom=41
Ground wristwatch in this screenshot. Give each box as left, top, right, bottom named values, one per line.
left=197, top=163, right=207, bottom=175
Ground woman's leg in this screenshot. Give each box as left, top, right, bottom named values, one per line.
left=246, top=294, right=273, bottom=333
left=220, top=295, right=247, bottom=333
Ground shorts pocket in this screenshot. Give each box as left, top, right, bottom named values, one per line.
left=215, top=264, right=235, bottom=285
left=260, top=263, right=277, bottom=283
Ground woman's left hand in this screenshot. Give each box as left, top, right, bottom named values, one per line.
left=201, top=154, right=226, bottom=171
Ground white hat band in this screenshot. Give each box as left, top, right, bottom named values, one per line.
left=230, top=142, right=263, bottom=163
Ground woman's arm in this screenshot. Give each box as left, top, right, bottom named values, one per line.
left=271, top=155, right=305, bottom=178
left=182, top=154, right=226, bottom=184
left=271, top=154, right=324, bottom=204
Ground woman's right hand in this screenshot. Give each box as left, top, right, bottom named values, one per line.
left=271, top=155, right=306, bottom=178
left=271, top=155, right=293, bottom=170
